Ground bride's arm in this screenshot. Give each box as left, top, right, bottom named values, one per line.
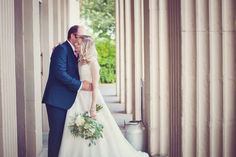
left=90, top=60, right=100, bottom=118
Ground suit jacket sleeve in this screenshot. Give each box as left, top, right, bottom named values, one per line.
left=51, top=46, right=82, bottom=92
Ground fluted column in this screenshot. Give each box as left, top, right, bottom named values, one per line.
left=159, top=0, right=170, bottom=155
left=53, top=0, right=62, bottom=43
left=64, top=0, right=69, bottom=26
left=41, top=0, right=54, bottom=133
left=196, top=0, right=210, bottom=157
left=168, top=0, right=182, bottom=156
left=68, top=0, right=80, bottom=27
left=181, top=0, right=197, bottom=157
left=209, top=0, right=223, bottom=157
left=23, top=0, right=43, bottom=156
left=143, top=0, right=150, bottom=127
left=61, top=0, right=67, bottom=38
left=119, top=0, right=125, bottom=104
left=116, top=0, right=120, bottom=97
left=222, top=1, right=236, bottom=157
left=133, top=0, right=142, bottom=120
left=124, top=0, right=134, bottom=114
left=144, top=0, right=160, bottom=155
left=15, top=0, right=26, bottom=156
left=0, top=0, right=18, bottom=156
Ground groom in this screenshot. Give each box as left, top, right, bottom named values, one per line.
left=42, top=25, right=92, bottom=157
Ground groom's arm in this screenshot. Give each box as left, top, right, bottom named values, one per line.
left=51, top=46, right=82, bottom=92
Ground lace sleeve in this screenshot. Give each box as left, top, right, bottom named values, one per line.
left=90, top=60, right=100, bottom=110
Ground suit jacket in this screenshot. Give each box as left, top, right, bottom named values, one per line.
left=42, top=41, right=81, bottom=109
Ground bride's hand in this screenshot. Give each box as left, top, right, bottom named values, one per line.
left=90, top=108, right=96, bottom=119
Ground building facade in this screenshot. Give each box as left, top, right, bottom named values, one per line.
left=0, top=0, right=235, bottom=157
left=116, top=0, right=236, bottom=157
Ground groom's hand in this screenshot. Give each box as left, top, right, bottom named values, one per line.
left=81, top=80, right=93, bottom=91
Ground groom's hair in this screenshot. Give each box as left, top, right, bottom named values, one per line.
left=67, top=25, right=79, bottom=40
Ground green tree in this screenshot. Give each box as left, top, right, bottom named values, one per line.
left=96, top=38, right=116, bottom=83
left=80, top=0, right=116, bottom=83
left=80, top=0, right=115, bottom=39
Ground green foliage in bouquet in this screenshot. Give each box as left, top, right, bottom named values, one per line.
left=68, top=104, right=104, bottom=146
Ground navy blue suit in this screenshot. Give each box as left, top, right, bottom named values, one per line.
left=42, top=41, right=81, bottom=157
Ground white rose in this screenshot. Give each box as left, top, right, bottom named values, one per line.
left=90, top=128, right=96, bottom=134
left=75, top=115, right=85, bottom=126
left=84, top=123, right=90, bottom=129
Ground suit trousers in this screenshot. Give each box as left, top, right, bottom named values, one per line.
left=46, top=105, right=67, bottom=157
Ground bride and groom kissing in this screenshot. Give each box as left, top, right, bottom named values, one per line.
left=42, top=25, right=149, bottom=157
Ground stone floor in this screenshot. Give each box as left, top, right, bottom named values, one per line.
left=39, top=84, right=133, bottom=157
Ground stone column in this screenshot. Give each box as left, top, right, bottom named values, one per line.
left=0, top=0, right=18, bottom=156
left=209, top=1, right=223, bottom=157
left=115, top=0, right=120, bottom=97
left=181, top=0, right=197, bottom=156
left=15, top=0, right=26, bottom=156
left=119, top=0, right=125, bottom=104
left=65, top=0, right=69, bottom=26
left=144, top=0, right=160, bottom=155
left=53, top=0, right=62, bottom=43
left=124, top=0, right=134, bottom=114
left=61, top=0, right=67, bottom=39
left=159, top=0, right=170, bottom=155
left=23, top=0, right=43, bottom=156
left=143, top=0, right=150, bottom=127
left=68, top=0, right=80, bottom=26
left=222, top=1, right=236, bottom=157
left=133, top=0, right=142, bottom=120
left=196, top=0, right=210, bottom=157
left=40, top=0, right=54, bottom=134
left=168, top=0, right=182, bottom=157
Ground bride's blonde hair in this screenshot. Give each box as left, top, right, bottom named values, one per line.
left=79, top=37, right=98, bottom=63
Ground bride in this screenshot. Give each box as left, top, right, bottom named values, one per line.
left=59, top=36, right=149, bottom=157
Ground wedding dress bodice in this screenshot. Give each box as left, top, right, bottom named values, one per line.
left=79, top=63, right=92, bottom=82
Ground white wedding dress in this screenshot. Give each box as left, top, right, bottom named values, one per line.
left=59, top=62, right=149, bottom=157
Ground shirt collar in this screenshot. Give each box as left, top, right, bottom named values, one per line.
left=67, top=40, right=75, bottom=52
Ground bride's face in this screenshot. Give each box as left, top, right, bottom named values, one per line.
left=77, top=37, right=83, bottom=45
left=76, top=37, right=85, bottom=53
left=74, top=42, right=80, bottom=54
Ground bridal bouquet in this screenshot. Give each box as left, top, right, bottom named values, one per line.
left=68, top=104, right=104, bottom=146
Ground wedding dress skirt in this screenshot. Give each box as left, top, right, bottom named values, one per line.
left=59, top=63, right=149, bottom=157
